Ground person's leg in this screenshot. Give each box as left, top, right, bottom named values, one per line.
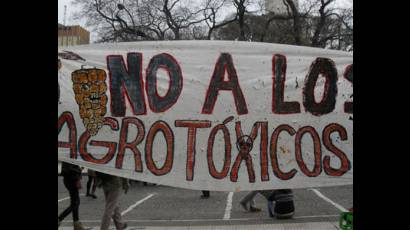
left=248, top=193, right=261, bottom=212
left=109, top=186, right=126, bottom=229
left=91, top=177, right=97, bottom=194
left=86, top=175, right=92, bottom=196
left=59, top=178, right=83, bottom=229
left=58, top=200, right=73, bottom=222
left=70, top=185, right=80, bottom=222
left=58, top=178, right=74, bottom=222
left=100, top=187, right=120, bottom=230
left=268, top=201, right=274, bottom=217
left=112, top=201, right=127, bottom=229
left=201, top=190, right=210, bottom=198
left=240, top=191, right=259, bottom=211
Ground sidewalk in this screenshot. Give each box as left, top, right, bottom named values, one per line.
left=58, top=221, right=340, bottom=230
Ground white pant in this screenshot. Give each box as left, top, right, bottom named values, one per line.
left=100, top=186, right=126, bottom=230
left=240, top=191, right=259, bottom=207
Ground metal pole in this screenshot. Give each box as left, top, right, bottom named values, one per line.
left=64, top=5, right=67, bottom=26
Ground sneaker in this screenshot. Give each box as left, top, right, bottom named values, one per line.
left=250, top=206, right=261, bottom=212
left=73, top=221, right=86, bottom=230
left=240, top=202, right=249, bottom=211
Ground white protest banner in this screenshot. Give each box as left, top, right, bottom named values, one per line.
left=58, top=41, right=353, bottom=191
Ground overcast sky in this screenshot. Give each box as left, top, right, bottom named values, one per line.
left=58, top=0, right=352, bottom=43
left=58, top=0, right=80, bottom=26
left=58, top=0, right=98, bottom=41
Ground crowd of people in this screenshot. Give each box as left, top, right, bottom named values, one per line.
left=58, top=161, right=295, bottom=230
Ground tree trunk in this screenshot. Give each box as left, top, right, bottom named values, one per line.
left=283, top=0, right=302, bottom=45
left=238, top=5, right=246, bottom=40
left=173, top=28, right=180, bottom=40
left=311, top=0, right=333, bottom=47
left=207, top=28, right=214, bottom=40
left=292, top=15, right=302, bottom=45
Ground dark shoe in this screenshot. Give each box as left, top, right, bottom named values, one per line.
left=85, top=193, right=90, bottom=197
left=91, top=194, right=97, bottom=199
left=120, top=222, right=128, bottom=230
left=240, top=202, right=248, bottom=211
left=250, top=206, right=261, bottom=212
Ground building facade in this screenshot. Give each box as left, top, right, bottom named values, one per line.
left=58, top=24, right=90, bottom=46
left=265, top=0, right=299, bottom=15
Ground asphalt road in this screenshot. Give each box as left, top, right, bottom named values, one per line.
left=58, top=177, right=352, bottom=229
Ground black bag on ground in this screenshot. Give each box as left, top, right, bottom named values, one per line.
left=269, top=189, right=295, bottom=218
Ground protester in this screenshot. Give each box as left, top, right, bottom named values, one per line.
left=86, top=169, right=97, bottom=199
left=259, top=189, right=295, bottom=219
left=201, top=190, right=210, bottom=199
left=239, top=191, right=262, bottom=212
left=58, top=162, right=86, bottom=230
left=96, top=172, right=129, bottom=230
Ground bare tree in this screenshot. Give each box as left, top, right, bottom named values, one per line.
left=211, top=0, right=258, bottom=41
left=72, top=0, right=152, bottom=42
left=156, top=0, right=211, bottom=40
left=130, top=0, right=170, bottom=40
left=215, top=0, right=352, bottom=51
left=72, top=0, right=352, bottom=51
left=203, top=0, right=237, bottom=40
left=232, top=0, right=248, bottom=41
left=282, top=0, right=302, bottom=45
left=303, top=0, right=353, bottom=49
left=310, top=0, right=335, bottom=47
left=73, top=0, right=212, bottom=41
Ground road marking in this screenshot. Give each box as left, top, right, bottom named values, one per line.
left=60, top=214, right=340, bottom=223
left=59, top=221, right=340, bottom=230
left=58, top=194, right=86, bottom=203
left=310, top=188, right=348, bottom=212
left=294, top=214, right=339, bottom=219
left=59, top=222, right=340, bottom=230
left=223, top=192, right=234, bottom=220
left=121, top=194, right=155, bottom=216
left=58, top=197, right=70, bottom=202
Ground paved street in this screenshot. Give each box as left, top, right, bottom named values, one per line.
left=58, top=177, right=352, bottom=229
